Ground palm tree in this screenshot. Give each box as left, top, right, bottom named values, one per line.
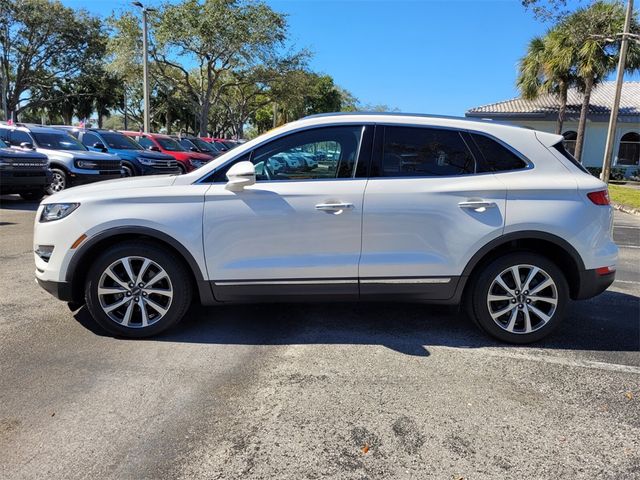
left=517, top=32, right=574, bottom=135
left=550, top=1, right=637, bottom=163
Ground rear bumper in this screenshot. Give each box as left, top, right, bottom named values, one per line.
left=36, top=277, right=74, bottom=302
left=574, top=268, right=616, bottom=300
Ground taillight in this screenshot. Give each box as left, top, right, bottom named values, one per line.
left=587, top=189, right=610, bottom=206
left=596, top=266, right=616, bottom=276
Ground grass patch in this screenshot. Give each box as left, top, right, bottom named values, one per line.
left=609, top=184, right=640, bottom=210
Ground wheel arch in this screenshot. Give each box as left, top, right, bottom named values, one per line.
left=66, top=226, right=215, bottom=305
left=459, top=231, right=585, bottom=300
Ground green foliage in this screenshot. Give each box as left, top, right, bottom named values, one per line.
left=0, top=0, right=106, bottom=119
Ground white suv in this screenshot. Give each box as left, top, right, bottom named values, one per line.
left=33, top=113, right=617, bottom=343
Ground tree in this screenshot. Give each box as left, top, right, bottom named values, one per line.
left=0, top=0, right=105, bottom=120
left=521, top=0, right=591, bottom=21
left=550, top=1, right=640, bottom=162
left=151, top=0, right=301, bottom=136
left=517, top=33, right=575, bottom=134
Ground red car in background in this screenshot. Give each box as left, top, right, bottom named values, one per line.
left=120, top=131, right=214, bottom=173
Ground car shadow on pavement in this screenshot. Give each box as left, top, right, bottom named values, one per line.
left=0, top=195, right=41, bottom=211
left=73, top=290, right=639, bottom=357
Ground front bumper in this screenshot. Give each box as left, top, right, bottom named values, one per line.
left=138, top=163, right=182, bottom=176
left=574, top=268, right=616, bottom=300
left=0, top=169, right=52, bottom=192
left=68, top=170, right=122, bottom=186
left=36, top=277, right=74, bottom=302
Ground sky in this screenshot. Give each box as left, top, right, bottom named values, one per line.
left=59, top=0, right=638, bottom=117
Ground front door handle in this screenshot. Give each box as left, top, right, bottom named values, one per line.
left=315, top=202, right=355, bottom=213
left=458, top=200, right=497, bottom=212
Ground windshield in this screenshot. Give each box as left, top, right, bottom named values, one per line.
left=156, top=137, right=185, bottom=151
left=191, top=138, right=218, bottom=153
left=101, top=132, right=142, bottom=150
left=33, top=132, right=87, bottom=151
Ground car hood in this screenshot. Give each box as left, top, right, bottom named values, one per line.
left=37, top=148, right=121, bottom=161
left=43, top=174, right=178, bottom=203
left=3, top=147, right=48, bottom=160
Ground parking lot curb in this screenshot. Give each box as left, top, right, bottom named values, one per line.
left=612, top=202, right=640, bottom=217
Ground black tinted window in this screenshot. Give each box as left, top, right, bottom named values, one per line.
left=10, top=130, right=33, bottom=146
left=553, top=141, right=589, bottom=173
left=382, top=126, right=475, bottom=177
left=471, top=134, right=527, bottom=172
left=81, top=132, right=101, bottom=147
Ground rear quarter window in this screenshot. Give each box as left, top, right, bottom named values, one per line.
left=552, top=141, right=589, bottom=173
left=471, top=133, right=528, bottom=172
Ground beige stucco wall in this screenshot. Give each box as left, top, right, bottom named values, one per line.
left=494, top=119, right=638, bottom=170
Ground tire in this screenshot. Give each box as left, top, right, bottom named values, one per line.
left=84, top=241, right=192, bottom=338
left=46, top=168, right=67, bottom=195
left=122, top=163, right=135, bottom=177
left=20, top=190, right=45, bottom=201
left=468, top=252, right=569, bottom=344
left=177, top=163, right=187, bottom=174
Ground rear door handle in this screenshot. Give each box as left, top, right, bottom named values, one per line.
left=458, top=201, right=497, bottom=212
left=315, top=202, right=355, bottom=212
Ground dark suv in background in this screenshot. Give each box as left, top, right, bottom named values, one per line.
left=175, top=135, right=224, bottom=159
left=61, top=128, right=181, bottom=177
left=0, top=137, right=51, bottom=201
left=0, top=124, right=122, bottom=194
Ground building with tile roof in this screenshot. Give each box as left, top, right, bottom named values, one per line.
left=465, top=81, right=639, bottom=170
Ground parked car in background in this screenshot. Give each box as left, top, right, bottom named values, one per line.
left=34, top=113, right=617, bottom=343
left=174, top=135, right=223, bottom=159
left=58, top=127, right=181, bottom=177
left=0, top=136, right=51, bottom=201
left=120, top=131, right=213, bottom=173
left=0, top=124, right=122, bottom=194
left=199, top=137, right=233, bottom=152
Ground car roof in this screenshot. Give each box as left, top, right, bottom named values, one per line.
left=0, top=123, right=65, bottom=134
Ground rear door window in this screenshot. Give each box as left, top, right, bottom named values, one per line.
left=381, top=126, right=475, bottom=176
left=9, top=130, right=33, bottom=147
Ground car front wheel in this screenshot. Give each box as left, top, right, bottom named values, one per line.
left=84, top=241, right=192, bottom=338
left=469, top=253, right=568, bottom=344
left=46, top=168, right=66, bottom=195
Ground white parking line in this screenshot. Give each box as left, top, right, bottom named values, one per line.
left=435, top=346, right=640, bottom=374
left=619, top=245, right=640, bottom=249
left=614, top=279, right=640, bottom=285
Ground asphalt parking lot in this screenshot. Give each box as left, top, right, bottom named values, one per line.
left=1, top=195, right=638, bottom=480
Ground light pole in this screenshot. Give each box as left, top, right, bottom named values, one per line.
left=600, top=0, right=634, bottom=183
left=133, top=2, right=153, bottom=133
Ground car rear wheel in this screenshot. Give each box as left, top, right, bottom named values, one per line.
left=84, top=241, right=192, bottom=338
left=468, top=252, right=568, bottom=344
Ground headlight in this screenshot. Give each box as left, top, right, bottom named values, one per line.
left=189, top=158, right=206, bottom=168
left=75, top=160, right=98, bottom=169
left=40, top=203, right=80, bottom=222
left=137, top=156, right=154, bottom=166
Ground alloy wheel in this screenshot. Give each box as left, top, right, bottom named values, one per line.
left=97, top=256, right=173, bottom=328
left=486, top=264, right=558, bottom=334
left=50, top=171, right=66, bottom=192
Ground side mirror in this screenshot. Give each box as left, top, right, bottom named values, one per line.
left=148, top=145, right=161, bottom=152
left=19, top=142, right=34, bottom=150
left=93, top=142, right=107, bottom=152
left=225, top=161, right=256, bottom=192
left=190, top=146, right=199, bottom=152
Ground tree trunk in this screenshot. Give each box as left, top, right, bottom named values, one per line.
left=573, top=76, right=593, bottom=163
left=199, top=100, right=210, bottom=137
left=97, top=114, right=103, bottom=129
left=165, top=110, right=172, bottom=135
left=556, top=82, right=568, bottom=135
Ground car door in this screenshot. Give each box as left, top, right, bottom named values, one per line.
left=359, top=125, right=507, bottom=300
left=202, top=125, right=372, bottom=301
